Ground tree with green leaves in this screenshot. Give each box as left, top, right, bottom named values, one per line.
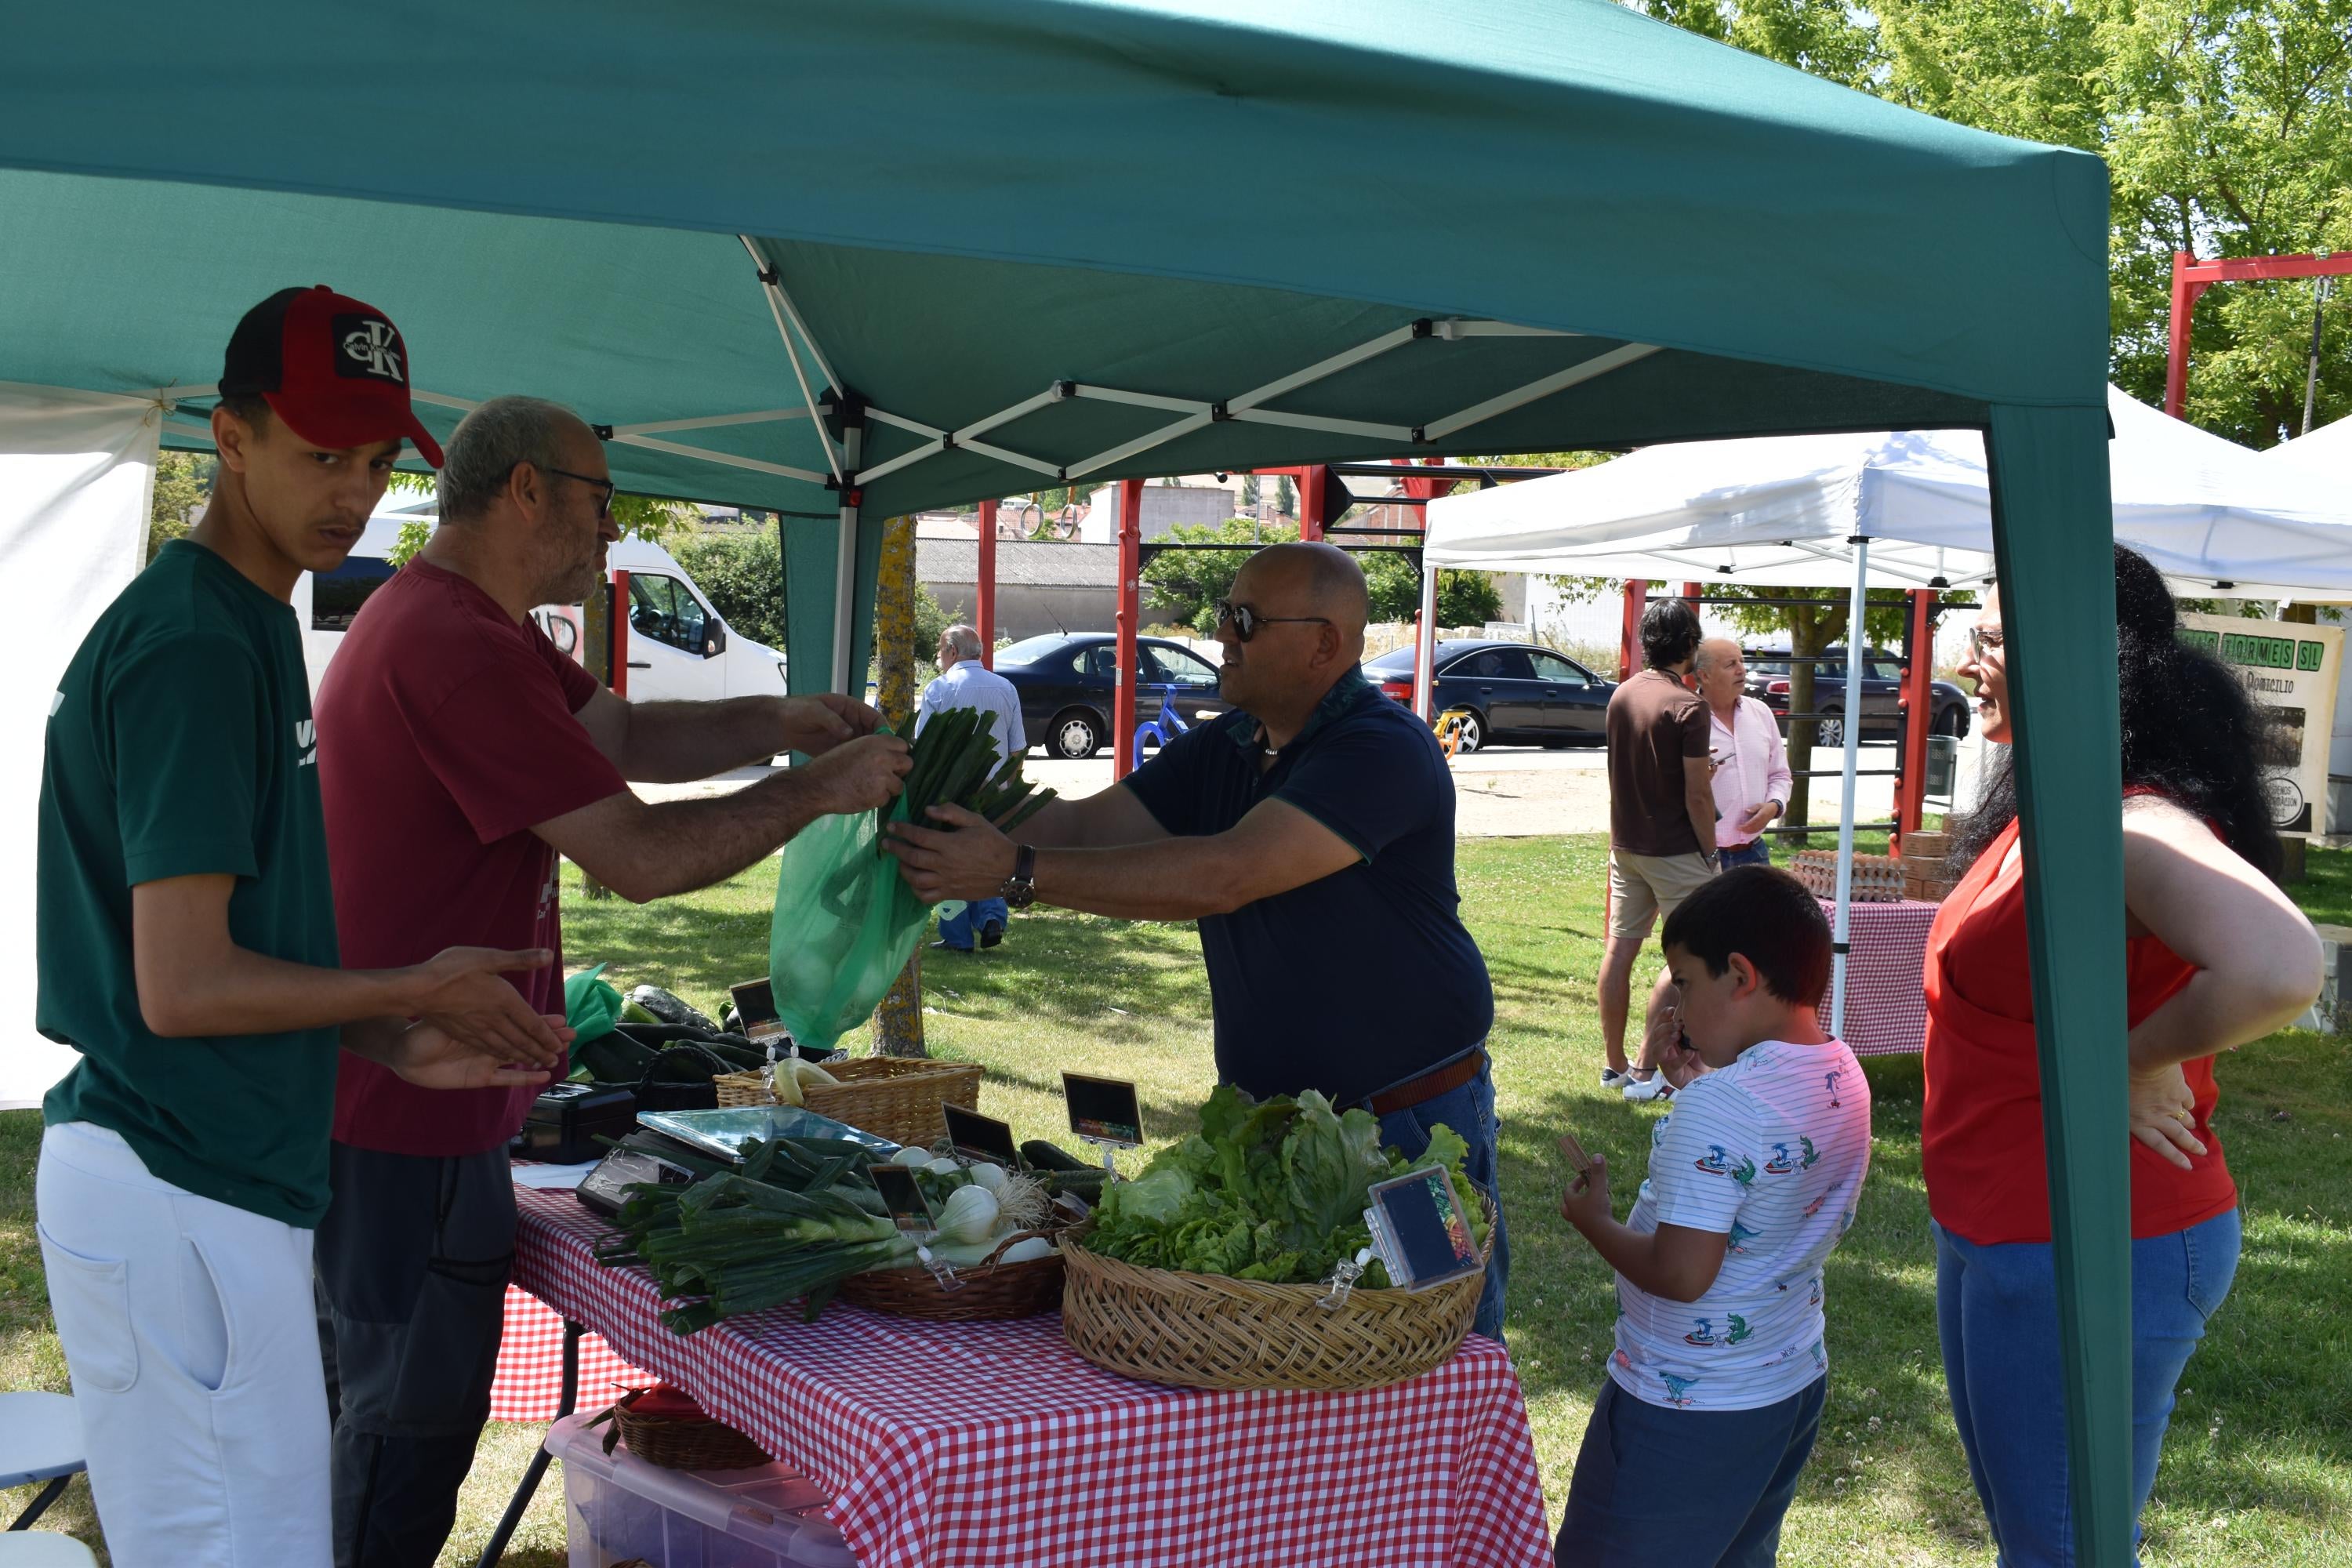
left=147, top=452, right=215, bottom=563
left=1622, top=0, right=2352, bottom=444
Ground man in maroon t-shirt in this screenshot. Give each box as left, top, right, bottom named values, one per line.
left=313, top=395, right=909, bottom=1568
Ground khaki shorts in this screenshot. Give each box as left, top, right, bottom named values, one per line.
left=1608, top=848, right=1715, bottom=941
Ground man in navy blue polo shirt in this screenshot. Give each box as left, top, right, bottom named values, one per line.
left=887, top=542, right=1506, bottom=1337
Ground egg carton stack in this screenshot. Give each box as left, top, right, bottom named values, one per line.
left=1789, top=850, right=1909, bottom=903
left=1897, top=830, right=1958, bottom=903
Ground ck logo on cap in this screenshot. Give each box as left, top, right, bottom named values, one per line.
left=333, top=314, right=407, bottom=385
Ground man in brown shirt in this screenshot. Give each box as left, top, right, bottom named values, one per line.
left=1601, top=597, right=1719, bottom=1100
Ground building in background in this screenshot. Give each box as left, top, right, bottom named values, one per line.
left=918, top=537, right=1120, bottom=640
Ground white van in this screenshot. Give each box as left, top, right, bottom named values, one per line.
left=294, top=500, right=789, bottom=702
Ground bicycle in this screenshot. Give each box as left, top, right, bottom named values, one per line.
left=1436, top=706, right=1478, bottom=760
left=1131, top=684, right=1192, bottom=769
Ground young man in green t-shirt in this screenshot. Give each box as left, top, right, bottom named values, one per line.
left=34, top=287, right=567, bottom=1568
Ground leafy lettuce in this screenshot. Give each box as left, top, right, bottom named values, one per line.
left=1090, top=1084, right=1491, bottom=1286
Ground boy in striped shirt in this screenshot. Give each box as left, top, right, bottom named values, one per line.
left=1554, top=866, right=1871, bottom=1566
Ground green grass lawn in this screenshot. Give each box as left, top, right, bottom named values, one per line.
left=7, top=840, right=2350, bottom=1565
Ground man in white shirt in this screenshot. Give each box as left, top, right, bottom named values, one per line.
left=916, top=624, right=1028, bottom=950
left=1696, top=639, right=1792, bottom=869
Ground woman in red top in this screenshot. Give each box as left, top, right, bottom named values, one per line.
left=1926, top=546, right=2321, bottom=1566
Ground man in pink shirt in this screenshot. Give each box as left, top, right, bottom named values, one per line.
left=1696, top=638, right=1792, bottom=869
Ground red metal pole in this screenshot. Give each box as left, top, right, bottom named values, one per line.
left=1113, top=477, right=1144, bottom=780
left=610, top=567, right=631, bottom=700
left=1896, top=589, right=1936, bottom=843
left=1619, top=580, right=1647, bottom=681
left=1299, top=466, right=1328, bottom=543
left=976, top=499, right=999, bottom=667
left=2165, top=252, right=2203, bottom=421
left=1682, top=582, right=1702, bottom=614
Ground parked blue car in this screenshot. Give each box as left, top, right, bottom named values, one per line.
left=991, top=632, right=1232, bottom=759
left=1360, top=641, right=1616, bottom=753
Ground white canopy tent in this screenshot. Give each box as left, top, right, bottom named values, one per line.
left=1421, top=384, right=2352, bottom=1033
left=2266, top=412, right=2352, bottom=486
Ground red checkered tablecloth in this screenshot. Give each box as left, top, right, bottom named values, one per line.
left=1815, top=897, right=1937, bottom=1057
left=489, top=1285, right=655, bottom=1421
left=503, top=1181, right=1552, bottom=1568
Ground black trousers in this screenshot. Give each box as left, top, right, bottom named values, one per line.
left=315, top=1142, right=516, bottom=1568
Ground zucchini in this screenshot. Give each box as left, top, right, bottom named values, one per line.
left=642, top=1043, right=731, bottom=1084
left=630, top=985, right=720, bottom=1033
left=579, top=1033, right=657, bottom=1084
left=1019, top=1138, right=1091, bottom=1173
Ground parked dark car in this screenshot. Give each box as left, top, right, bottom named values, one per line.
left=1361, top=640, right=1617, bottom=753
left=990, top=632, right=1232, bottom=760
left=1743, top=644, right=1970, bottom=745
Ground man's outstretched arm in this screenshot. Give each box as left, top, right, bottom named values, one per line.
left=886, top=797, right=1356, bottom=921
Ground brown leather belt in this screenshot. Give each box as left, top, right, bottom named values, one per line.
left=1367, top=1047, right=1489, bottom=1117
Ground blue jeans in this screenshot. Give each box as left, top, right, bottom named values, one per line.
left=1934, top=1207, right=2241, bottom=1566
left=1555, top=1375, right=1826, bottom=1566
left=1370, top=1058, right=1508, bottom=1343
left=937, top=898, right=1008, bottom=950
left=1719, top=839, right=1773, bottom=869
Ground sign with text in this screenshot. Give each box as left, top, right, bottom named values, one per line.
left=941, top=1103, right=1021, bottom=1169
left=1062, top=1073, right=1144, bottom=1148
left=2180, top=614, right=2343, bottom=835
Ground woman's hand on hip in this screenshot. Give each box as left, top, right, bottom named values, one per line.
left=2127, top=1059, right=2206, bottom=1169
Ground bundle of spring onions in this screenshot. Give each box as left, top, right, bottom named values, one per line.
left=595, top=1134, right=1054, bottom=1334
left=878, top=709, right=1056, bottom=855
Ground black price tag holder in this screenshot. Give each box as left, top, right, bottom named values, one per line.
left=1062, top=1071, right=1143, bottom=1178
left=941, top=1102, right=1021, bottom=1171
left=728, top=978, right=792, bottom=1048
left=869, top=1163, right=964, bottom=1294
left=1363, top=1166, right=1485, bottom=1294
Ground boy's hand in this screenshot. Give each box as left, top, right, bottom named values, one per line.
left=1559, top=1153, right=1613, bottom=1232
left=1659, top=1031, right=1708, bottom=1090
left=385, top=1018, right=565, bottom=1091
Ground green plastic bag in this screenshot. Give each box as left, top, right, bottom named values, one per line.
left=564, top=963, right=622, bottom=1067
left=768, top=803, right=933, bottom=1052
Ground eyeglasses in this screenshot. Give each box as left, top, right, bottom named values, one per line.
left=523, top=463, right=615, bottom=521
left=1967, top=626, right=2005, bottom=659
left=1214, top=599, right=1332, bottom=642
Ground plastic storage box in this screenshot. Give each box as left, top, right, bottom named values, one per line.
left=546, top=1413, right=858, bottom=1568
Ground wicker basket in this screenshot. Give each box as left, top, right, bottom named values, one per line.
left=593, top=1388, right=768, bottom=1472
left=1059, top=1196, right=1494, bottom=1392
left=1790, top=849, right=1908, bottom=903
left=711, top=1056, right=984, bottom=1147
left=837, top=1230, right=1066, bottom=1322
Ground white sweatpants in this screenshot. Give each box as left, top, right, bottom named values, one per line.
left=34, top=1120, right=331, bottom=1568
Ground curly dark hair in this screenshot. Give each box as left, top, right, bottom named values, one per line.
left=1947, top=544, right=2285, bottom=879
left=1640, top=597, right=1702, bottom=670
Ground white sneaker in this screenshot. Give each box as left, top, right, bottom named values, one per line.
left=1600, top=1068, right=1634, bottom=1091
left=1621, top=1073, right=1673, bottom=1104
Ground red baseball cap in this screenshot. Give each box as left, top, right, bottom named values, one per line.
left=220, top=285, right=445, bottom=466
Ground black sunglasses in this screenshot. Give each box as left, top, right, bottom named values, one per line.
left=520, top=463, right=615, bottom=520
left=1214, top=599, right=1332, bottom=643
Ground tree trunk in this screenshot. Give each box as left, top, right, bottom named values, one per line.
left=872, top=516, right=927, bottom=1058
left=1780, top=595, right=1851, bottom=841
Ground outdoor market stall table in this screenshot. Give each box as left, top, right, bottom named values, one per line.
left=493, top=1181, right=1552, bottom=1568
left=1813, top=897, right=1936, bottom=1058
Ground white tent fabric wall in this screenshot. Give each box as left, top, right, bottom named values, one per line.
left=2264, top=417, right=2352, bottom=789
left=0, top=384, right=157, bottom=1109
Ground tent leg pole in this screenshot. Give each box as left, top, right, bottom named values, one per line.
left=1415, top=558, right=1439, bottom=723
left=978, top=499, right=999, bottom=666
left=1831, top=538, right=1867, bottom=1038
left=1619, top=580, right=1646, bottom=681
left=1986, top=404, right=2133, bottom=1566
left=1113, top=478, right=1143, bottom=779
left=1898, top=589, right=1936, bottom=839
left=832, top=423, right=864, bottom=695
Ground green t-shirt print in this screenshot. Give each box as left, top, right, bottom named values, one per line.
left=37, top=541, right=341, bottom=1228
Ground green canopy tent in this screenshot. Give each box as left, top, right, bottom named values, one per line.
left=1, top=0, right=2132, bottom=1552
